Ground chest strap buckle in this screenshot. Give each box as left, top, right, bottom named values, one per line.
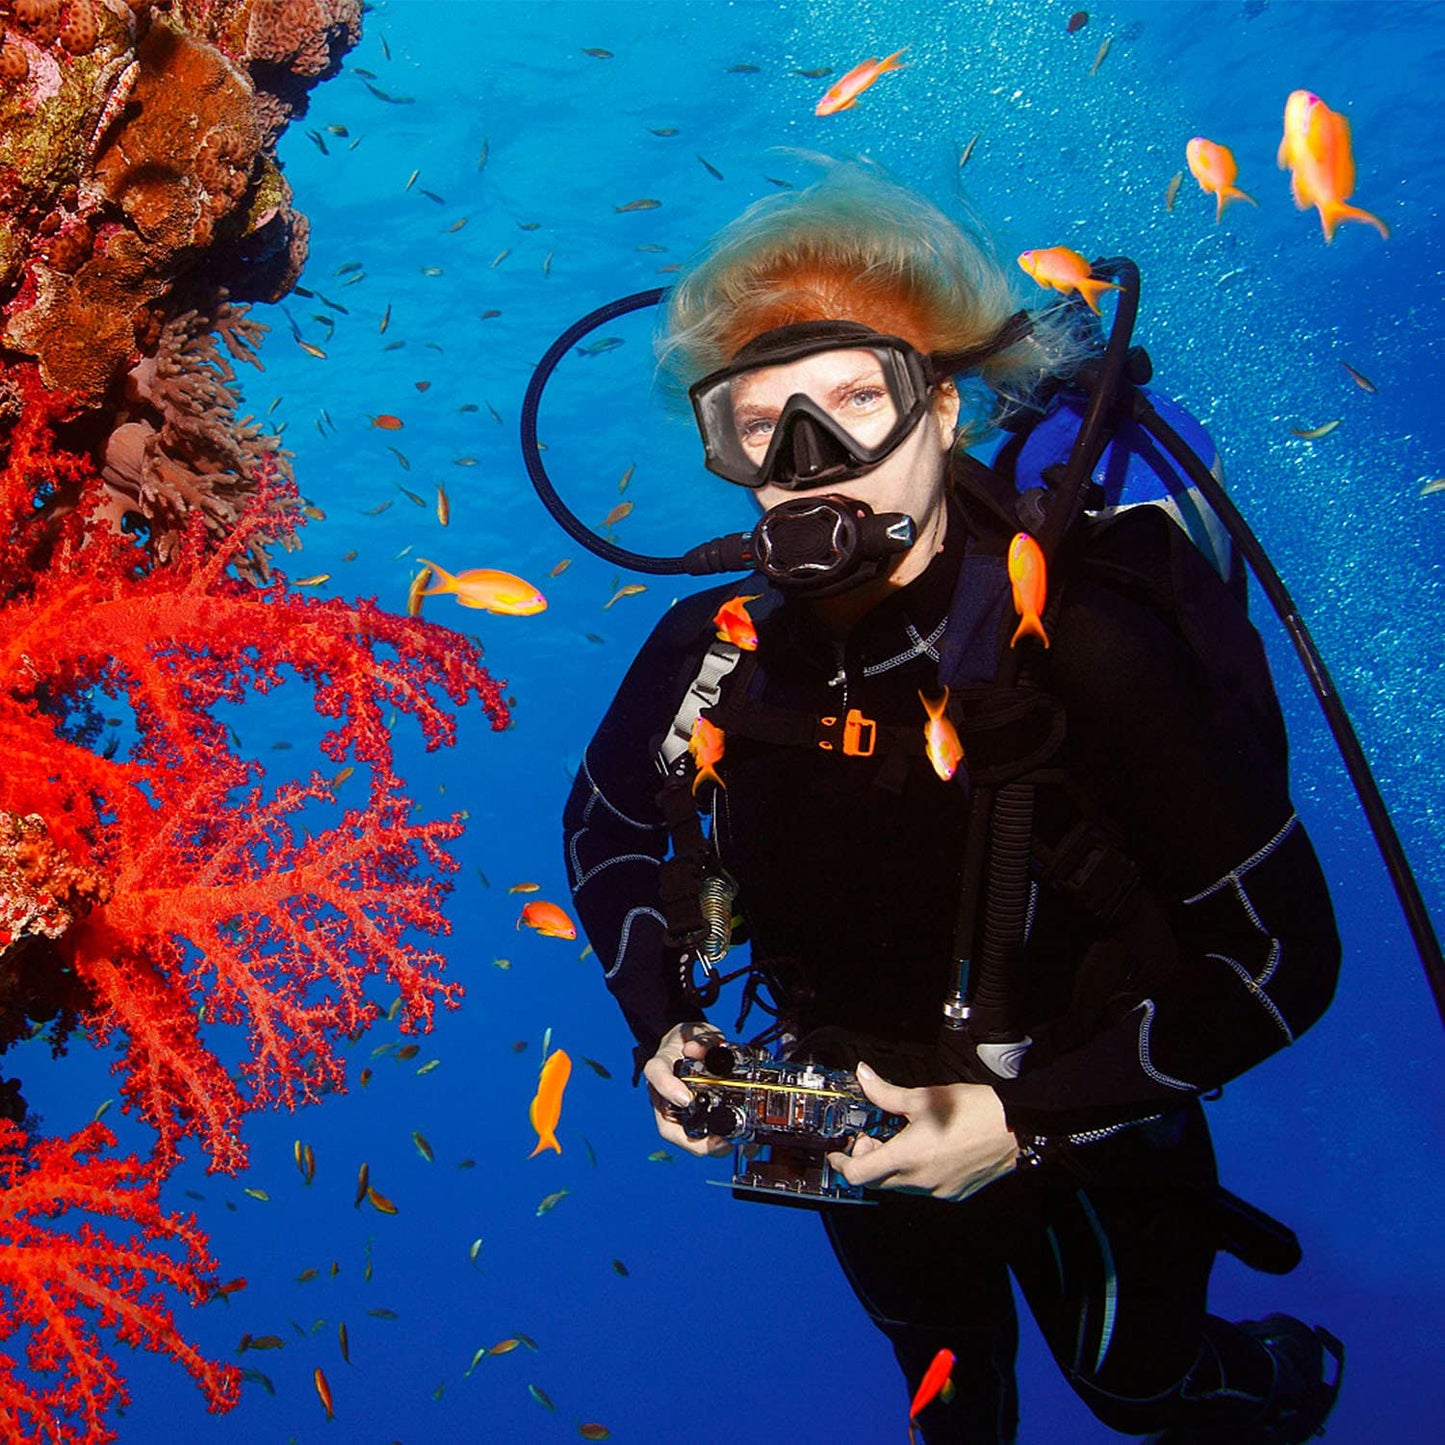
left=818, top=708, right=877, bottom=757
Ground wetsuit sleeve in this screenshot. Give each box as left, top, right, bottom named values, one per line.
left=563, top=590, right=728, bottom=1064
left=992, top=520, right=1341, bottom=1139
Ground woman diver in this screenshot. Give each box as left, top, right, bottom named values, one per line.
left=560, top=162, right=1344, bottom=1444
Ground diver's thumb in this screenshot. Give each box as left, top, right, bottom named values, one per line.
left=854, top=1061, right=909, bottom=1111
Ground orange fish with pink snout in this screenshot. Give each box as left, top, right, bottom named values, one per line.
left=1016, top=247, right=1122, bottom=316
left=528, top=1047, right=572, bottom=1157
left=713, top=593, right=762, bottom=651
left=416, top=559, right=546, bottom=616
left=1277, top=89, right=1389, bottom=243
left=517, top=900, right=577, bottom=939
left=1185, top=138, right=1257, bottom=222
left=814, top=49, right=908, bottom=116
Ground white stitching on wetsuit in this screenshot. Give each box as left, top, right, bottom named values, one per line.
left=1182, top=814, right=1298, bottom=908
left=1206, top=948, right=1294, bottom=1044
left=861, top=617, right=948, bottom=676
left=572, top=850, right=661, bottom=892
left=580, top=751, right=665, bottom=831
left=603, top=906, right=667, bottom=980
left=1182, top=814, right=1298, bottom=1044
left=1136, top=999, right=1196, bottom=1091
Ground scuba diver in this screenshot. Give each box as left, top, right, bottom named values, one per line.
left=553, top=162, right=1347, bottom=1443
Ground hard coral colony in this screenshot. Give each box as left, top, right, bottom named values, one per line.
left=0, top=1, right=507, bottom=1438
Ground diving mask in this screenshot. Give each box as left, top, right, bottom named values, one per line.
left=688, top=315, right=1032, bottom=491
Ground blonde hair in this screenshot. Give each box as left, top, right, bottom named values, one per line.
left=658, top=158, right=1093, bottom=449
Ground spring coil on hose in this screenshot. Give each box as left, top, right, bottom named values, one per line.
left=697, top=869, right=737, bottom=965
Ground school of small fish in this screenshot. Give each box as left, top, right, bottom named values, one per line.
left=217, top=19, right=1424, bottom=1442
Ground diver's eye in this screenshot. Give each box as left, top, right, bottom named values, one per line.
left=842, top=385, right=888, bottom=410
left=737, top=415, right=776, bottom=446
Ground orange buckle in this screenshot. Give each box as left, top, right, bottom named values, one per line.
left=818, top=709, right=876, bottom=757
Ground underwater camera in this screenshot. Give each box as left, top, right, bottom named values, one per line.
left=673, top=1042, right=905, bottom=1205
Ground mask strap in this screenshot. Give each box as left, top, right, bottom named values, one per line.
left=929, top=310, right=1034, bottom=380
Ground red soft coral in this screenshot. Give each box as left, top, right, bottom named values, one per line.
left=2, top=419, right=507, bottom=1168
left=0, top=1120, right=240, bottom=1445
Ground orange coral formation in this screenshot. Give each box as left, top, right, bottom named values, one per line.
left=0, top=810, right=111, bottom=955
left=57, top=0, right=99, bottom=56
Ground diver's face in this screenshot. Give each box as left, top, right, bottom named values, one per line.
left=741, top=348, right=959, bottom=540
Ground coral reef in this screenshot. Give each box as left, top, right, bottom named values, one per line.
left=0, top=0, right=361, bottom=553
left=0, top=1119, right=240, bottom=1443
left=0, top=1, right=518, bottom=1438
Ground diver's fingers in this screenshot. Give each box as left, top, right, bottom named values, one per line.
left=651, top=1111, right=731, bottom=1157
left=827, top=1133, right=904, bottom=1188
left=643, top=1059, right=693, bottom=1110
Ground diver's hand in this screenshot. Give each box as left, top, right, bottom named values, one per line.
left=642, top=1022, right=732, bottom=1159
left=825, top=1063, right=1019, bottom=1202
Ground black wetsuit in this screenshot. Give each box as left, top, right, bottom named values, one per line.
left=563, top=476, right=1340, bottom=1442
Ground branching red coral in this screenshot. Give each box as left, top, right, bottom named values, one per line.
left=0, top=1120, right=239, bottom=1445
left=2, top=416, right=508, bottom=1170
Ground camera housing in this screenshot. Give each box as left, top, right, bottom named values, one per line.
left=673, top=1042, right=905, bottom=1205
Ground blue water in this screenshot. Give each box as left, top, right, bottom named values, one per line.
left=15, top=0, right=1445, bottom=1440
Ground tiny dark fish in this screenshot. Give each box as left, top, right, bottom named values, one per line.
left=512, top=1040, right=528, bottom=1053
left=795, top=67, right=832, bottom=78
left=1339, top=360, right=1377, bottom=394
left=368, top=1307, right=399, bottom=1320
left=696, top=154, right=724, bottom=181
left=727, top=63, right=760, bottom=73
left=614, top=198, right=661, bottom=212
left=459, top=403, right=480, bottom=413
left=241, top=1369, right=276, bottom=1395
left=529, top=1384, right=556, bottom=1411
left=576, top=337, right=625, bottom=356
left=765, top=176, right=794, bottom=189
left=612, top=1258, right=629, bottom=1276
left=581, top=47, right=613, bottom=58
left=352, top=67, right=376, bottom=79
left=380, top=33, right=391, bottom=59
left=364, top=499, right=394, bottom=516
left=419, top=188, right=447, bottom=205
left=649, top=127, right=679, bottom=137
left=581, top=1056, right=612, bottom=1079
left=479, top=308, right=501, bottom=319
left=396, top=1042, right=421, bottom=1060
left=517, top=220, right=541, bottom=230
left=477, top=137, right=489, bottom=170
left=383, top=340, right=406, bottom=351
left=326, top=124, right=349, bottom=137
left=485, top=401, right=503, bottom=425
left=316, top=292, right=350, bottom=314
left=389, top=449, right=414, bottom=474
left=1067, top=10, right=1089, bottom=32
left=364, top=81, right=415, bottom=104
left=584, top=632, right=606, bottom=645
left=307, top=130, right=329, bottom=155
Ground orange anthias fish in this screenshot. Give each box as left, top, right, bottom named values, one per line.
left=370, top=413, right=404, bottom=430
left=415, top=559, right=546, bottom=615
left=314, top=1366, right=335, bottom=1421
left=518, top=901, right=578, bottom=939
left=529, top=1047, right=572, bottom=1157
left=1007, top=532, right=1050, bottom=649
left=1016, top=247, right=1123, bottom=315
left=1185, top=137, right=1257, bottom=221
left=918, top=689, right=964, bottom=782
left=713, top=593, right=762, bottom=651
left=908, top=1347, right=956, bottom=1438
left=689, top=716, right=725, bottom=794
left=814, top=48, right=907, bottom=116
left=1277, top=89, right=1389, bottom=243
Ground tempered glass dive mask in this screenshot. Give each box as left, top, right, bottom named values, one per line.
left=689, top=322, right=936, bottom=491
